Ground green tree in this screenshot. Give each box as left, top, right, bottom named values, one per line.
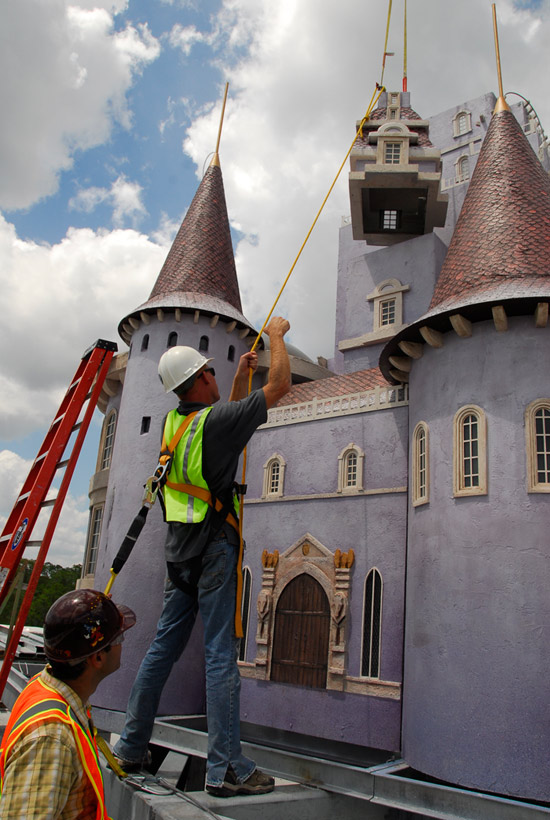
left=1, top=561, right=82, bottom=628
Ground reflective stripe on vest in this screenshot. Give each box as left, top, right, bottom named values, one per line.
left=0, top=675, right=109, bottom=820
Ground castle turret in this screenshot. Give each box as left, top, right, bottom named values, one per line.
left=381, top=102, right=550, bottom=800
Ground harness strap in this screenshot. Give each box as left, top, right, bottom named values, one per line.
left=164, top=481, right=239, bottom=532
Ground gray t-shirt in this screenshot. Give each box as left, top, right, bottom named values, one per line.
left=164, top=389, right=267, bottom=563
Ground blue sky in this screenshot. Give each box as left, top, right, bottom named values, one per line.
left=1, top=0, right=549, bottom=565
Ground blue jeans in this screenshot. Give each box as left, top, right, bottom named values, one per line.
left=113, top=538, right=255, bottom=787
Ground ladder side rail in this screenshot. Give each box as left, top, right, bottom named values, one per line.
left=0, top=345, right=116, bottom=697
left=0, top=346, right=108, bottom=575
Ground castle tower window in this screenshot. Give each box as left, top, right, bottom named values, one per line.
left=238, top=566, right=252, bottom=661
left=412, top=422, right=429, bottom=506
left=367, top=278, right=409, bottom=334
left=362, top=568, right=382, bottom=678
left=453, top=405, right=487, bottom=496
left=338, top=444, right=364, bottom=493
left=380, top=298, right=396, bottom=326
left=456, top=155, right=470, bottom=183
left=167, top=332, right=178, bottom=347
left=141, top=334, right=149, bottom=352
left=141, top=416, right=151, bottom=435
left=453, top=110, right=472, bottom=137
left=99, top=411, right=117, bottom=471
left=199, top=335, right=209, bottom=352
left=384, top=142, right=401, bottom=164
left=526, top=399, right=550, bottom=492
left=382, top=210, right=399, bottom=230
left=84, top=505, right=103, bottom=576
left=228, top=345, right=235, bottom=362
left=262, top=454, right=286, bottom=498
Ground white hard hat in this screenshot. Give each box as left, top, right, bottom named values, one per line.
left=158, top=346, right=213, bottom=393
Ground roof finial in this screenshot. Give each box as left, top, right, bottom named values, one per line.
left=492, top=4, right=511, bottom=113
left=211, top=82, right=229, bottom=168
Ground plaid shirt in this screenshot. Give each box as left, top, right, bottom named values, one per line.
left=0, top=668, right=99, bottom=819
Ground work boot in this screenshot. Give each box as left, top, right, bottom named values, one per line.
left=206, top=765, right=275, bottom=797
left=113, top=749, right=153, bottom=774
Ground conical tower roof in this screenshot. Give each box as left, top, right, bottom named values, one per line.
left=119, top=158, right=254, bottom=343
left=429, top=108, right=550, bottom=312
left=380, top=106, right=550, bottom=382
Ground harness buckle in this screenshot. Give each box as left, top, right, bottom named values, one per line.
left=233, top=483, right=247, bottom=497
left=142, top=477, right=159, bottom=508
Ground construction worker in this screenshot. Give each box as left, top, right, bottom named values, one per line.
left=114, top=316, right=291, bottom=797
left=0, top=589, right=136, bottom=819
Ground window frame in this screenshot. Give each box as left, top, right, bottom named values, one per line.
left=412, top=421, right=429, bottom=506
left=455, top=154, right=470, bottom=183
left=98, top=410, right=117, bottom=471
left=453, top=110, right=472, bottom=137
left=453, top=405, right=487, bottom=497
left=337, top=443, right=364, bottom=493
left=262, top=454, right=286, bottom=499
left=84, top=505, right=103, bottom=576
left=367, top=278, right=409, bottom=333
left=526, top=399, right=550, bottom=493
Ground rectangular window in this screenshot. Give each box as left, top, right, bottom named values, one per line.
left=141, top=416, right=151, bottom=435
left=382, top=210, right=398, bottom=230
left=86, top=506, right=103, bottom=575
left=269, top=461, right=280, bottom=494
left=462, top=415, right=480, bottom=488
left=345, top=452, right=358, bottom=488
left=100, top=413, right=116, bottom=470
left=380, top=298, right=396, bottom=326
left=384, top=142, right=401, bottom=164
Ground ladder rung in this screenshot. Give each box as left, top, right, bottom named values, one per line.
left=52, top=412, right=66, bottom=426
left=40, top=498, right=57, bottom=508
left=72, top=422, right=83, bottom=432
left=0, top=535, right=11, bottom=543
left=17, top=492, right=31, bottom=502
left=25, top=541, right=42, bottom=548
left=34, top=453, right=48, bottom=464
left=69, top=376, right=83, bottom=391
left=56, top=460, right=70, bottom=470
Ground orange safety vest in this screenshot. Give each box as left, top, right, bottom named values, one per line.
left=0, top=674, right=110, bottom=820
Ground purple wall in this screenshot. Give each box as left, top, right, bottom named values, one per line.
left=403, top=317, right=550, bottom=801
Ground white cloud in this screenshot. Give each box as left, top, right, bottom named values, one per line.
left=0, top=0, right=160, bottom=210
left=169, top=23, right=207, bottom=55
left=0, top=451, right=88, bottom=566
left=0, top=213, right=169, bottom=438
left=69, top=176, right=147, bottom=226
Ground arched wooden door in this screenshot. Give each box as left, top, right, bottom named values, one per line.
left=270, top=574, right=330, bottom=688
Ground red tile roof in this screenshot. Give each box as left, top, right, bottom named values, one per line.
left=429, top=109, right=550, bottom=312
left=148, top=162, right=242, bottom=312
left=273, top=367, right=389, bottom=406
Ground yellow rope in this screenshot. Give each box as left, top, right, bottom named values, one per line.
left=233, top=84, right=385, bottom=637
left=380, top=0, right=393, bottom=88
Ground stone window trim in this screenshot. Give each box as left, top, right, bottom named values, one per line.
left=453, top=404, right=487, bottom=497
left=455, top=154, right=470, bottom=183
left=412, top=421, right=429, bottom=506
left=525, top=399, right=550, bottom=493
left=262, top=454, right=286, bottom=499
left=360, top=567, right=383, bottom=680
left=97, top=410, right=117, bottom=472
left=453, top=110, right=472, bottom=138
left=337, top=443, right=365, bottom=493
left=367, top=279, right=410, bottom=333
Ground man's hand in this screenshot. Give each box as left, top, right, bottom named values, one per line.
left=265, top=316, right=290, bottom=338
left=236, top=351, right=258, bottom=379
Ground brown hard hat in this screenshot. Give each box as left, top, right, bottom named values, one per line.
left=44, top=589, right=136, bottom=663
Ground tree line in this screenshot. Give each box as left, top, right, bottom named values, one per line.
left=0, top=560, right=82, bottom=628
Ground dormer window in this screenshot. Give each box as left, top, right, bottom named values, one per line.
left=367, top=278, right=410, bottom=333
left=384, top=142, right=401, bottom=164
left=453, top=110, right=472, bottom=137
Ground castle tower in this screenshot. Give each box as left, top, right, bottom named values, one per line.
left=381, top=102, right=550, bottom=800
left=84, top=155, right=257, bottom=714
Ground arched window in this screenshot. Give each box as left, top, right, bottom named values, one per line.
left=99, top=411, right=117, bottom=471
left=362, top=569, right=382, bottom=678
left=453, top=110, right=472, bottom=137
left=262, top=454, right=286, bottom=498
left=412, top=422, right=429, bottom=506
left=453, top=405, right=487, bottom=496
left=199, top=335, right=209, bottom=352
left=84, top=505, right=103, bottom=576
left=141, top=334, right=149, bottom=352
left=238, top=567, right=252, bottom=662
left=228, top=345, right=235, bottom=362
left=526, top=399, right=550, bottom=492
left=456, top=155, right=470, bottom=183
left=337, top=444, right=364, bottom=493
left=167, top=332, right=178, bottom=348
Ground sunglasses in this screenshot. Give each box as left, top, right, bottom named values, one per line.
left=203, top=367, right=216, bottom=377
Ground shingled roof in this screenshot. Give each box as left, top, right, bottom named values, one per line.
left=273, top=367, right=389, bottom=407
left=147, top=160, right=242, bottom=311
left=429, top=108, right=550, bottom=313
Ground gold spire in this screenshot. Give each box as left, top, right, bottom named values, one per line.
left=492, top=4, right=511, bottom=113
left=210, top=82, right=229, bottom=167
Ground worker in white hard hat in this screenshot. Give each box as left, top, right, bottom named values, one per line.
left=114, top=316, right=291, bottom=798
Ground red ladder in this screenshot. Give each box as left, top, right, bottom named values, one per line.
left=0, top=339, right=117, bottom=696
